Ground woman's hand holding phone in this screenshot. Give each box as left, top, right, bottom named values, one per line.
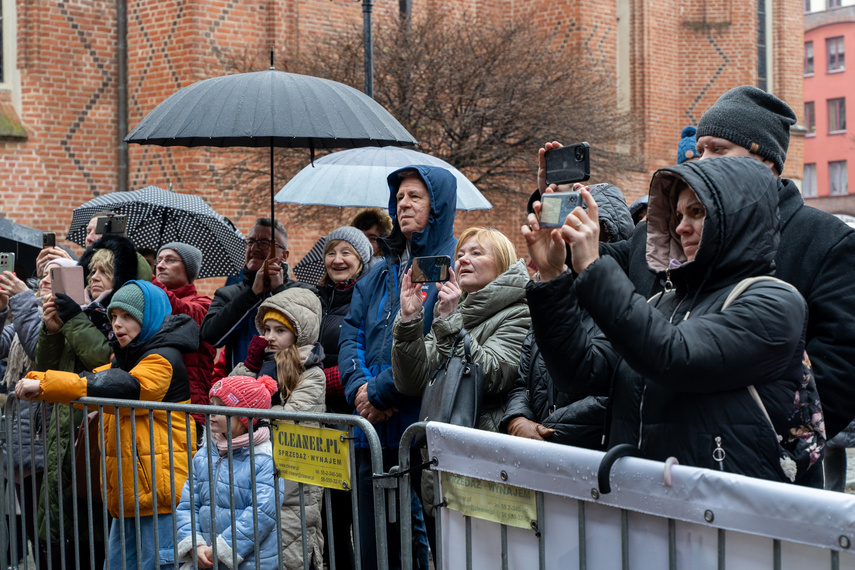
left=522, top=201, right=568, bottom=282
left=560, top=188, right=601, bottom=274
left=436, top=268, right=461, bottom=319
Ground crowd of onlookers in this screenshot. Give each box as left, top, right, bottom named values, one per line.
left=2, top=84, right=855, bottom=569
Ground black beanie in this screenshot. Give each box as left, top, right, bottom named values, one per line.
left=696, top=86, right=797, bottom=175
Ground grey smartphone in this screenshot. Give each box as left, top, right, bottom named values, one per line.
left=544, top=142, right=591, bottom=186
left=411, top=256, right=451, bottom=283
left=539, top=192, right=585, bottom=228
left=50, top=265, right=87, bottom=305
left=95, top=214, right=128, bottom=236
left=0, top=252, right=16, bottom=274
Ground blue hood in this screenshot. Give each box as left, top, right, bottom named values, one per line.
left=386, top=165, right=458, bottom=256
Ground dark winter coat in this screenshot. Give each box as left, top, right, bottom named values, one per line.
left=502, top=183, right=635, bottom=446
left=153, top=279, right=216, bottom=412
left=339, top=164, right=458, bottom=448
left=599, top=175, right=855, bottom=440
left=318, top=279, right=357, bottom=415
left=200, top=266, right=316, bottom=371
left=530, top=157, right=816, bottom=484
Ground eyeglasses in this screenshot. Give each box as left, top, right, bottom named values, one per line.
left=156, top=257, right=182, bottom=266
left=246, top=238, right=287, bottom=251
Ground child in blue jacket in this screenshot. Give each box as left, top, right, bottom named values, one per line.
left=175, top=374, right=284, bottom=569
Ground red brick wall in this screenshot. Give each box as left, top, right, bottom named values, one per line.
left=2, top=0, right=805, bottom=295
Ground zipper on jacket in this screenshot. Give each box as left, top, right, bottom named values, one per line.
left=136, top=447, right=151, bottom=490
left=663, top=269, right=674, bottom=293
left=637, top=384, right=647, bottom=449
left=712, top=436, right=726, bottom=471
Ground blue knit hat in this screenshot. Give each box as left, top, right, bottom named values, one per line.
left=677, top=126, right=699, bottom=164
left=107, top=280, right=172, bottom=343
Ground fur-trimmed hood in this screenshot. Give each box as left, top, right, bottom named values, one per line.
left=78, top=234, right=152, bottom=293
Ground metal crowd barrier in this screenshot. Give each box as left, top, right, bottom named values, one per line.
left=0, top=395, right=391, bottom=570
left=399, top=421, right=855, bottom=570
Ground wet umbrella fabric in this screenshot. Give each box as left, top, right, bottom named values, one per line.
left=0, top=217, right=45, bottom=279
left=124, top=69, right=417, bottom=149
left=124, top=68, right=418, bottom=268
left=274, top=146, right=492, bottom=210
left=67, top=186, right=245, bottom=279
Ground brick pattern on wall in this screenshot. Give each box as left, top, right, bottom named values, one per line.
left=2, top=0, right=804, bottom=286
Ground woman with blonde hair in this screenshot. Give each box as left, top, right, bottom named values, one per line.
left=393, top=227, right=530, bottom=431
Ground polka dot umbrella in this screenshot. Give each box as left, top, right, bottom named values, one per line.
left=67, top=185, right=245, bottom=279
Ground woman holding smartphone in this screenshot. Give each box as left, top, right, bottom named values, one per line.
left=523, top=157, right=824, bottom=485
left=392, top=227, right=530, bottom=432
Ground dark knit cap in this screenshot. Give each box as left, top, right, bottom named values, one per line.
left=696, top=86, right=797, bottom=175
left=677, top=126, right=699, bottom=164
left=157, top=242, right=203, bottom=283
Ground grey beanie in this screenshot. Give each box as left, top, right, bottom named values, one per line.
left=157, top=242, right=203, bottom=283
left=696, top=86, right=797, bottom=175
left=327, top=226, right=372, bottom=266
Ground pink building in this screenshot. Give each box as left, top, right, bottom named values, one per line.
left=804, top=3, right=855, bottom=214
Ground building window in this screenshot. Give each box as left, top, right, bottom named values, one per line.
left=805, top=102, right=816, bottom=135
left=805, top=0, right=812, bottom=11
left=828, top=36, right=845, bottom=72
left=803, top=164, right=817, bottom=197
left=827, top=0, right=842, bottom=7
left=829, top=98, right=846, bottom=132
left=757, top=0, right=767, bottom=91
left=830, top=161, right=848, bottom=195
left=805, top=42, right=814, bottom=75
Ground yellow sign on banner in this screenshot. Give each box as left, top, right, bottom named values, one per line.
left=440, top=472, right=537, bottom=530
left=272, top=421, right=351, bottom=491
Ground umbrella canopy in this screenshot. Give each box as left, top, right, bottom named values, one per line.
left=275, top=146, right=492, bottom=211
left=124, top=69, right=416, bottom=149
left=124, top=67, right=418, bottom=266
left=0, top=218, right=44, bottom=279
left=68, top=186, right=245, bottom=279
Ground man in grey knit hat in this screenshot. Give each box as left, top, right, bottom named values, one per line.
left=152, top=242, right=216, bottom=425
left=696, top=88, right=855, bottom=491
left=533, top=85, right=855, bottom=490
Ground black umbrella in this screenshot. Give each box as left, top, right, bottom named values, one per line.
left=68, top=186, right=246, bottom=279
left=124, top=62, right=417, bottom=269
left=0, top=217, right=44, bottom=280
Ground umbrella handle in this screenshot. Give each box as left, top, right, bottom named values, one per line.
left=262, top=258, right=272, bottom=292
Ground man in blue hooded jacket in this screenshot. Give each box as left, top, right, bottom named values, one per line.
left=339, top=165, right=457, bottom=569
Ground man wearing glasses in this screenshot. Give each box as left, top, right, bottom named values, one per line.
left=201, top=218, right=314, bottom=371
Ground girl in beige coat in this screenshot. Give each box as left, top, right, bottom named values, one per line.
left=230, top=287, right=326, bottom=569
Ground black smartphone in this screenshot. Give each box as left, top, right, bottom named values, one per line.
left=0, top=252, right=16, bottom=274
left=411, top=256, right=451, bottom=283
left=95, top=214, right=128, bottom=236
left=539, top=192, right=585, bottom=228
left=544, top=142, right=591, bottom=186
left=43, top=232, right=56, bottom=248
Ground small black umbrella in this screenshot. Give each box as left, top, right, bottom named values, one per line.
left=124, top=62, right=417, bottom=271
left=68, top=185, right=246, bottom=279
left=0, top=218, right=43, bottom=280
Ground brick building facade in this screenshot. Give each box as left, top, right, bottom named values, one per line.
left=1, top=0, right=804, bottom=292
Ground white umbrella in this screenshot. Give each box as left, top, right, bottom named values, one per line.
left=274, top=146, right=492, bottom=211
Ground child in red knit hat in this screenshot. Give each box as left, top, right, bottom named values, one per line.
left=175, top=375, right=285, bottom=569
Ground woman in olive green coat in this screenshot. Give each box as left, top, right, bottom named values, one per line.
left=392, top=227, right=530, bottom=432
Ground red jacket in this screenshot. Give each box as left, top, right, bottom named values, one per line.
left=153, top=279, right=216, bottom=412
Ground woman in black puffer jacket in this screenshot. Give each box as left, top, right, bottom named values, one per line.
left=501, top=183, right=634, bottom=447
left=524, top=157, right=824, bottom=485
